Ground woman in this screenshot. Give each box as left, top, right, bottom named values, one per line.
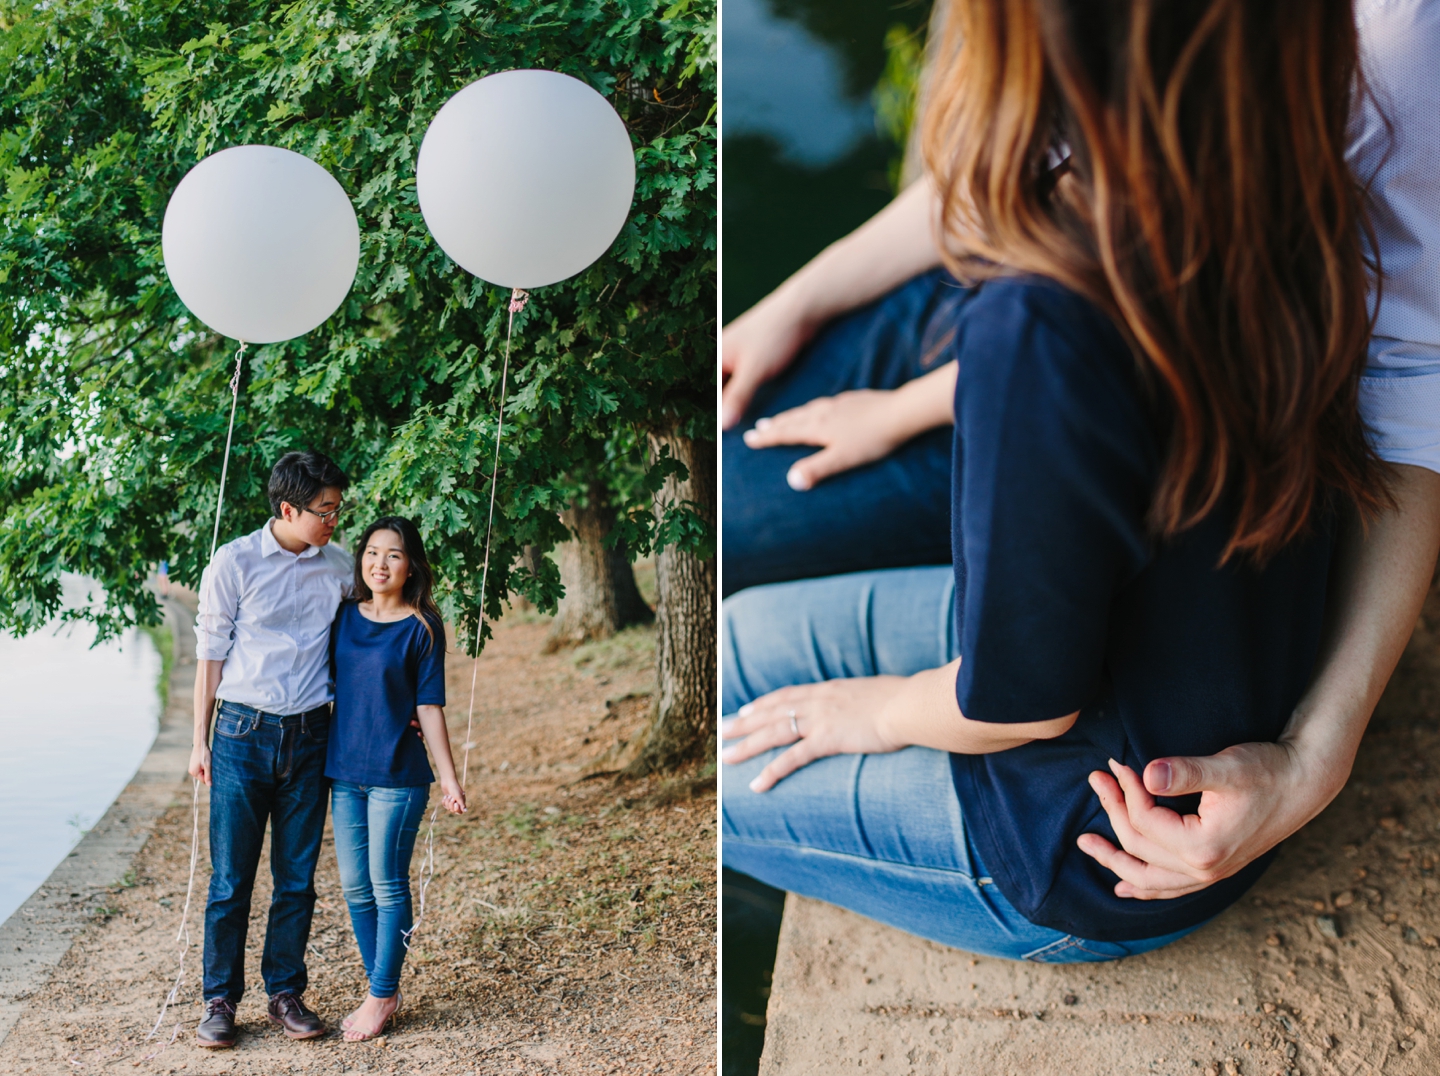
left=327, top=516, right=466, bottom=1039
left=722, top=0, right=1396, bottom=957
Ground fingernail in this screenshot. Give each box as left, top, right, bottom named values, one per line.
left=722, top=406, right=737, bottom=428
left=748, top=778, right=765, bottom=793
left=786, top=469, right=810, bottom=491
left=721, top=747, right=736, bottom=762
left=738, top=704, right=754, bottom=716
left=742, top=430, right=759, bottom=446
left=754, top=417, right=771, bottom=430
left=1151, top=760, right=1172, bottom=793
left=1107, top=758, right=1120, bottom=774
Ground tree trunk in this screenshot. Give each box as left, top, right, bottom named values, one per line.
left=625, top=429, right=717, bottom=774
left=545, top=487, right=652, bottom=651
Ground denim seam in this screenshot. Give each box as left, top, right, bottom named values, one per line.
left=724, top=835, right=977, bottom=880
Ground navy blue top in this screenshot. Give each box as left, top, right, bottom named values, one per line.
left=326, top=601, right=446, bottom=787
left=947, top=277, right=1334, bottom=942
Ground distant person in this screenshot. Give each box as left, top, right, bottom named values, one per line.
left=189, top=450, right=352, bottom=1048
left=157, top=560, right=170, bottom=598
left=326, top=516, right=466, bottom=1041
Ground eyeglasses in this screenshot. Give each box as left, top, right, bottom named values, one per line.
left=301, top=502, right=345, bottom=525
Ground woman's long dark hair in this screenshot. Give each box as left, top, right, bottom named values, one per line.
left=923, top=0, right=1389, bottom=562
left=353, top=516, right=445, bottom=652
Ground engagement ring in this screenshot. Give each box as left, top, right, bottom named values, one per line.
left=788, top=709, right=799, bottom=737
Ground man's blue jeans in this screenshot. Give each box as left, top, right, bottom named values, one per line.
left=203, top=702, right=330, bottom=1002
left=722, top=568, right=1200, bottom=961
left=721, top=269, right=963, bottom=597
left=330, top=782, right=429, bottom=999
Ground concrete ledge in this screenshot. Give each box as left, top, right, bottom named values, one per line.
left=760, top=600, right=1440, bottom=1075
left=0, top=596, right=196, bottom=1047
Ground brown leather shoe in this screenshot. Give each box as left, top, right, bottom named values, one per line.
left=267, top=991, right=326, bottom=1039
left=195, top=997, right=237, bottom=1048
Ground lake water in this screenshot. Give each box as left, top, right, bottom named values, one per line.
left=0, top=577, right=162, bottom=926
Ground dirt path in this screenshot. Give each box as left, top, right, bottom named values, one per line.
left=0, top=611, right=716, bottom=1076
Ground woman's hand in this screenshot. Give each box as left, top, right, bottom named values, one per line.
left=440, top=777, right=467, bottom=815
left=742, top=390, right=915, bottom=490
left=1076, top=741, right=1329, bottom=900
left=721, top=677, right=909, bottom=792
left=722, top=292, right=817, bottom=430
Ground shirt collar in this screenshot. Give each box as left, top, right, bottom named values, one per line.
left=261, top=518, right=322, bottom=559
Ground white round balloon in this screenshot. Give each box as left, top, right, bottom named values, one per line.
left=417, top=69, right=636, bottom=289
left=162, top=145, right=360, bottom=343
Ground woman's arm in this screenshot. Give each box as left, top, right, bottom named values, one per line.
left=415, top=704, right=467, bottom=814
left=1079, top=464, right=1440, bottom=898
left=721, top=658, right=1077, bottom=793
left=722, top=176, right=944, bottom=428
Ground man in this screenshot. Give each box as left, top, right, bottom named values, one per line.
left=188, top=450, right=353, bottom=1048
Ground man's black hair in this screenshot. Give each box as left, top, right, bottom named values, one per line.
left=268, top=451, right=349, bottom=518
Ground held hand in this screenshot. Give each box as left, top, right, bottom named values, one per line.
left=1076, top=741, right=1318, bottom=900
left=720, top=677, right=908, bottom=793
left=742, top=390, right=911, bottom=491
left=188, top=743, right=213, bottom=787
left=440, top=777, right=467, bottom=815
left=410, top=716, right=425, bottom=740
left=722, top=294, right=816, bottom=430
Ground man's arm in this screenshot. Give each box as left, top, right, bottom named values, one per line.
left=190, top=659, right=225, bottom=786
left=1080, top=464, right=1440, bottom=898
left=721, top=176, right=944, bottom=428
left=189, top=554, right=239, bottom=787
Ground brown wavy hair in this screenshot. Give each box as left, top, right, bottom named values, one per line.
left=922, top=0, right=1389, bottom=561
left=353, top=516, right=446, bottom=653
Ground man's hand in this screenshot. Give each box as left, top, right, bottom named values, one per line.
left=742, top=390, right=914, bottom=490
left=722, top=293, right=816, bottom=430
left=189, top=743, right=213, bottom=787
left=1076, top=742, right=1329, bottom=900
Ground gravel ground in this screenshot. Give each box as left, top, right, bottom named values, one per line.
left=0, top=610, right=717, bottom=1076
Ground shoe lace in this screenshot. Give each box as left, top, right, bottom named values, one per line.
left=206, top=998, right=235, bottom=1017
left=272, top=991, right=305, bottom=1016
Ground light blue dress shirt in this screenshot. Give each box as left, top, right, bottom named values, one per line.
left=1354, top=0, right=1440, bottom=471
left=194, top=520, right=354, bottom=715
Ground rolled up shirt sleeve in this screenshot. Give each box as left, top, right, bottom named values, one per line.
left=194, top=548, right=240, bottom=662
left=1360, top=337, right=1440, bottom=476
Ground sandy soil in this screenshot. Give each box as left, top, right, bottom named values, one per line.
left=0, top=610, right=717, bottom=1076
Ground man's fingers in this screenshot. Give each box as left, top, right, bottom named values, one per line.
left=786, top=447, right=857, bottom=491
left=1146, top=753, right=1229, bottom=797
left=749, top=741, right=818, bottom=793
left=1076, top=833, right=1206, bottom=900
left=722, top=368, right=765, bottom=430
left=1109, top=758, right=1190, bottom=845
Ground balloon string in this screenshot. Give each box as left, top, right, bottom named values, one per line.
left=150, top=339, right=246, bottom=1039
left=405, top=287, right=527, bottom=953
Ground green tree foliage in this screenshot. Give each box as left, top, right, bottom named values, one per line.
left=0, top=0, right=716, bottom=649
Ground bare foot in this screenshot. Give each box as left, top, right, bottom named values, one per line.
left=343, top=992, right=400, bottom=1042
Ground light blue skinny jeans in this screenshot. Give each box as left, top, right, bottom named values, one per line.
left=330, top=781, right=430, bottom=997
left=721, top=567, right=1200, bottom=962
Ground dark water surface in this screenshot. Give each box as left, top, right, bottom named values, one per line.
left=722, top=0, right=930, bottom=323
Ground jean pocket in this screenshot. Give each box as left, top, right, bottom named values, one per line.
left=214, top=712, right=254, bottom=739
left=303, top=719, right=330, bottom=745
left=1023, top=935, right=1129, bottom=964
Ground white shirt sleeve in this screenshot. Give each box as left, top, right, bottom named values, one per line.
left=194, top=546, right=240, bottom=662
left=1352, top=0, right=1440, bottom=473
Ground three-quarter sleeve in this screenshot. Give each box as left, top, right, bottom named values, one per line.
left=194, top=547, right=240, bottom=662
left=414, top=616, right=447, bottom=706
left=951, top=284, right=1156, bottom=725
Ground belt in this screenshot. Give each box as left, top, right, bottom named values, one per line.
left=217, top=700, right=331, bottom=723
